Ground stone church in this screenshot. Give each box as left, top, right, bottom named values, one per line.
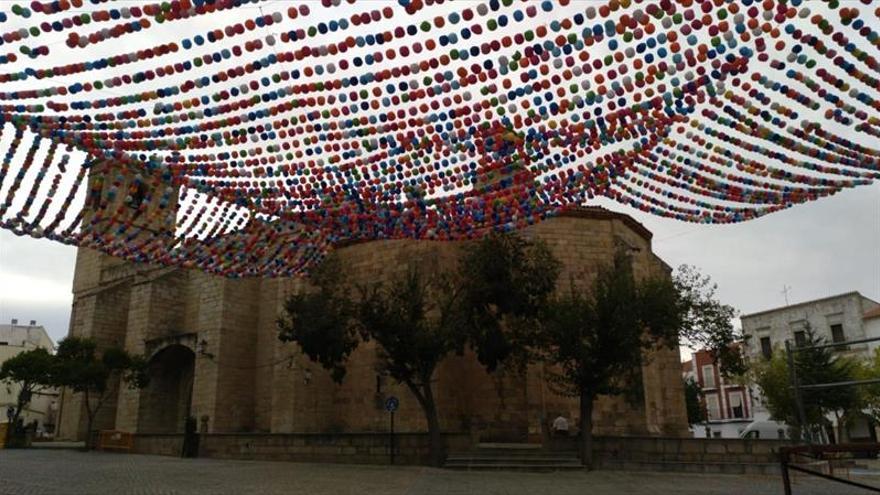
left=56, top=205, right=688, bottom=444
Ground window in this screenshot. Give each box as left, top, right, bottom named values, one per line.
left=702, top=365, right=716, bottom=388
left=713, top=431, right=722, bottom=439
left=743, top=430, right=760, bottom=439
left=729, top=392, right=744, bottom=419
left=831, top=324, right=845, bottom=344
left=794, top=330, right=806, bottom=347
left=0, top=341, right=7, bottom=346
left=760, top=337, right=772, bottom=359
left=706, top=394, right=721, bottom=420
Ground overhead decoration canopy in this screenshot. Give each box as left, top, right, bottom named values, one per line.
left=0, top=0, right=877, bottom=277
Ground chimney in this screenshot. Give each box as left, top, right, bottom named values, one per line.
left=11, top=318, right=18, bottom=325
left=29, top=320, right=36, bottom=326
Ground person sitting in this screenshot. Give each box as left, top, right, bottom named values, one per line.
left=552, top=415, right=570, bottom=437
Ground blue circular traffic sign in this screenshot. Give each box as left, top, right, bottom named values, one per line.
left=384, top=396, right=399, bottom=412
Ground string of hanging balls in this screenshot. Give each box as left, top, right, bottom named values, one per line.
left=0, top=0, right=876, bottom=277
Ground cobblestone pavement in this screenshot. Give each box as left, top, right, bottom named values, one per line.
left=0, top=449, right=877, bottom=495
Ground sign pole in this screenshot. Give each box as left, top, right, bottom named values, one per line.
left=384, top=395, right=399, bottom=465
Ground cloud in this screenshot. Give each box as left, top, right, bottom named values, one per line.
left=0, top=231, right=76, bottom=343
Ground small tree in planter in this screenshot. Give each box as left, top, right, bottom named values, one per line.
left=52, top=337, right=149, bottom=449
left=0, top=348, right=55, bottom=447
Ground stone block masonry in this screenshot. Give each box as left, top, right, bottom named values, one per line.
left=57, top=206, right=689, bottom=449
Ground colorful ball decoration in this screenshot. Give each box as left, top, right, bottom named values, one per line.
left=0, top=0, right=877, bottom=276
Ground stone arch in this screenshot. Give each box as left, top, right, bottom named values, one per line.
left=137, top=344, right=195, bottom=434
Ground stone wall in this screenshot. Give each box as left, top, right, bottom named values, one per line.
left=59, top=208, right=689, bottom=443
left=134, top=432, right=472, bottom=465
left=129, top=432, right=786, bottom=473
left=261, top=211, right=688, bottom=441
left=593, top=435, right=787, bottom=463
left=592, top=435, right=788, bottom=474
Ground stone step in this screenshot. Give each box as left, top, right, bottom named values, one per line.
left=445, top=462, right=585, bottom=472
left=446, top=444, right=583, bottom=472
left=598, top=459, right=780, bottom=475
left=446, top=456, right=581, bottom=464
left=475, top=442, right=543, bottom=450
left=456, top=450, right=579, bottom=458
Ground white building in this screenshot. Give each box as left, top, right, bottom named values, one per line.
left=0, top=320, right=59, bottom=437
left=865, top=307, right=880, bottom=356
left=741, top=292, right=880, bottom=362
left=741, top=292, right=880, bottom=441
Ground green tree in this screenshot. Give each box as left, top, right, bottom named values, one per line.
left=751, top=352, right=805, bottom=426
left=52, top=337, right=149, bottom=449
left=458, top=239, right=737, bottom=467
left=278, top=233, right=559, bottom=466
left=751, top=325, right=860, bottom=441
left=675, top=265, right=744, bottom=377
left=276, top=255, right=359, bottom=383
left=0, top=348, right=55, bottom=446
left=536, top=249, right=683, bottom=467
left=278, top=256, right=465, bottom=467
left=456, top=232, right=561, bottom=371
left=683, top=377, right=706, bottom=426
left=854, top=349, right=880, bottom=424
left=355, top=267, right=464, bottom=467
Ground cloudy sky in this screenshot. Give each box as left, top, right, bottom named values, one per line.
left=0, top=1, right=877, bottom=358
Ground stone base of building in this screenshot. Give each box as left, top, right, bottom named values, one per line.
left=125, top=431, right=787, bottom=474
left=132, top=432, right=473, bottom=465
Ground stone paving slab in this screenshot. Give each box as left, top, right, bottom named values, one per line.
left=0, top=449, right=876, bottom=495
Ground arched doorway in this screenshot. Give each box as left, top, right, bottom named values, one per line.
left=138, top=345, right=195, bottom=433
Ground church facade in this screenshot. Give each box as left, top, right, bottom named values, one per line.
left=56, top=207, right=688, bottom=444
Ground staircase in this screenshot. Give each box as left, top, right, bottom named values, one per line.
left=444, top=443, right=583, bottom=472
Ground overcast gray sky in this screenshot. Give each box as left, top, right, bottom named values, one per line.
left=0, top=1, right=877, bottom=358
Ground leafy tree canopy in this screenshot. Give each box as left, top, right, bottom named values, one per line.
left=0, top=347, right=55, bottom=396
left=0, top=347, right=56, bottom=433
left=277, top=255, right=358, bottom=383
left=675, top=265, right=744, bottom=377
left=750, top=325, right=860, bottom=433
left=684, top=378, right=706, bottom=426
left=52, top=337, right=149, bottom=448
left=457, top=232, right=561, bottom=371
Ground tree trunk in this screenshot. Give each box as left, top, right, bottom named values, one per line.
left=408, top=381, right=444, bottom=467
left=422, top=384, right=444, bottom=467
left=835, top=411, right=847, bottom=444
left=84, top=389, right=94, bottom=451
left=580, top=390, right=595, bottom=469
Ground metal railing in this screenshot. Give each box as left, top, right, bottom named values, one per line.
left=780, top=443, right=880, bottom=494
left=780, top=334, right=880, bottom=493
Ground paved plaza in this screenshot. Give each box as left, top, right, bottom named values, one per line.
left=0, top=449, right=876, bottom=495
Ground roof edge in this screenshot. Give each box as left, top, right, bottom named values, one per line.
left=741, top=291, right=875, bottom=320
